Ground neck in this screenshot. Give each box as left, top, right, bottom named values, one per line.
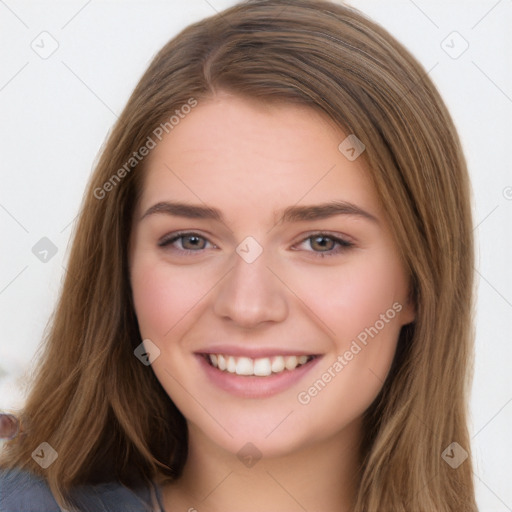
left=159, top=419, right=362, bottom=512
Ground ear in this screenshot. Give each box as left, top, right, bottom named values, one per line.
left=400, top=286, right=417, bottom=326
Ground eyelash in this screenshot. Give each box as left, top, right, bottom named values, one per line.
left=158, top=231, right=354, bottom=258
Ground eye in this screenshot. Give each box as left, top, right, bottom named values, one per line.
left=158, top=231, right=354, bottom=258
left=294, top=233, right=354, bottom=257
left=158, top=232, right=213, bottom=253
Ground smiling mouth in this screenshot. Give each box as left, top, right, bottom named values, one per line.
left=202, top=353, right=318, bottom=377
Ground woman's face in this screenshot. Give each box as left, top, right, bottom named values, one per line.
left=129, top=93, right=415, bottom=458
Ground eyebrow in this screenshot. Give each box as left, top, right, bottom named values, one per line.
left=139, top=200, right=379, bottom=225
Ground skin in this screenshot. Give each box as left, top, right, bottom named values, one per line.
left=128, top=92, right=415, bottom=512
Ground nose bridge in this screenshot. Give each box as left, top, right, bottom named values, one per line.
left=213, top=242, right=288, bottom=327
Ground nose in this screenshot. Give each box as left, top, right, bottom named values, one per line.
left=213, top=247, right=288, bottom=328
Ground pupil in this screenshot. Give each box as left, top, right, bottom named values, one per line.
left=184, top=236, right=202, bottom=249
left=312, top=236, right=333, bottom=251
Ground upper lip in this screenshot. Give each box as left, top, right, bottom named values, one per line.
left=196, top=345, right=319, bottom=358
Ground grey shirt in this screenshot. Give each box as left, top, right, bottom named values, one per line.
left=0, top=468, right=166, bottom=511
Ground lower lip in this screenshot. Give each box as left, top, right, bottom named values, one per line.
left=196, top=354, right=322, bottom=398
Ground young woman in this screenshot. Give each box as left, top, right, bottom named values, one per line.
left=0, top=0, right=478, bottom=510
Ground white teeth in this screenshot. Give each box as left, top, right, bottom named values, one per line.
left=271, top=356, right=285, bottom=373
left=207, top=353, right=313, bottom=376
left=235, top=357, right=254, bottom=376
left=285, top=355, right=298, bottom=370
left=253, top=358, right=272, bottom=376
left=227, top=356, right=236, bottom=373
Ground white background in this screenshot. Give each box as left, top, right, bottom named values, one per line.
left=1, top=1, right=511, bottom=510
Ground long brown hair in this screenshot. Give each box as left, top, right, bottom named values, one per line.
left=1, top=1, right=477, bottom=510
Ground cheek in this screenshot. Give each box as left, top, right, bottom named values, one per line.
left=289, top=250, right=407, bottom=342
left=130, top=257, right=210, bottom=339
left=289, top=250, right=406, bottom=405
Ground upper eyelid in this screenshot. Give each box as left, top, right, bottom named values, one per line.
left=159, top=231, right=354, bottom=249
left=293, top=231, right=354, bottom=246
left=158, top=231, right=214, bottom=247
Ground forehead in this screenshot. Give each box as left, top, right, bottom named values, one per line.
left=146, top=93, right=345, bottom=166
left=136, top=93, right=380, bottom=224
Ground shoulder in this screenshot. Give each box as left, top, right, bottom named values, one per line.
left=0, top=467, right=60, bottom=511
left=0, top=468, right=159, bottom=512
